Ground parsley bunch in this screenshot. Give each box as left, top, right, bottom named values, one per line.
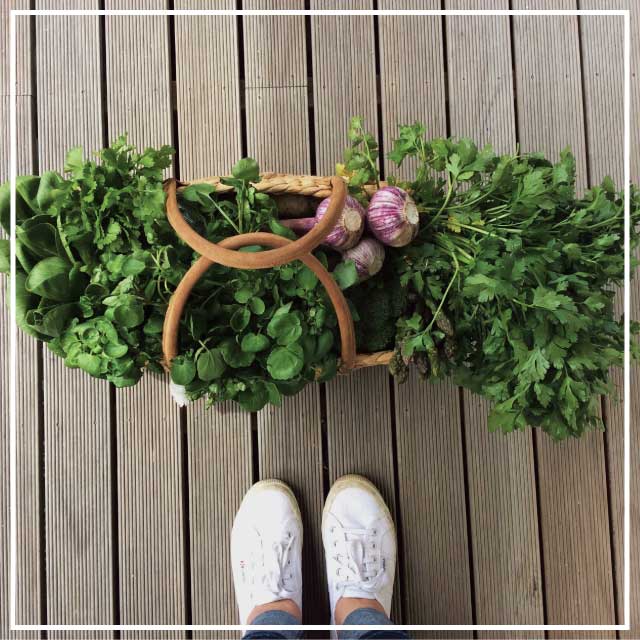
left=344, top=119, right=640, bottom=440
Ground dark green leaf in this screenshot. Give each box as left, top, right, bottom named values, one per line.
left=170, top=355, right=197, bottom=385
left=196, top=348, right=226, bottom=381
left=333, top=260, right=359, bottom=290
left=267, top=344, right=305, bottom=380
left=241, top=333, right=271, bottom=353
left=25, top=256, right=72, bottom=302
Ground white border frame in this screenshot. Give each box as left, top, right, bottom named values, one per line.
left=8, top=7, right=631, bottom=633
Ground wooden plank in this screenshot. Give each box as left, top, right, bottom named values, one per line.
left=511, top=2, right=616, bottom=635
left=379, top=0, right=447, bottom=175
left=309, top=0, right=403, bottom=623
left=0, top=2, right=41, bottom=636
left=578, top=2, right=640, bottom=635
left=105, top=1, right=186, bottom=635
left=395, top=376, right=473, bottom=631
left=444, top=5, right=544, bottom=636
left=173, top=1, right=252, bottom=633
left=186, top=403, right=252, bottom=635
left=243, top=1, right=309, bottom=173
left=35, top=2, right=115, bottom=634
left=310, top=0, right=377, bottom=176
left=243, top=0, right=328, bottom=623
left=174, top=0, right=242, bottom=181
left=378, top=3, right=473, bottom=633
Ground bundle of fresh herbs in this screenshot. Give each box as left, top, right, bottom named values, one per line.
left=1, top=120, right=637, bottom=440
left=342, top=117, right=639, bottom=440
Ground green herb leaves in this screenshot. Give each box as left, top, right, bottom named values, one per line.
left=345, top=117, right=640, bottom=440
left=4, top=123, right=638, bottom=436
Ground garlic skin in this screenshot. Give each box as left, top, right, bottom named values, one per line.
left=316, top=195, right=366, bottom=250
left=280, top=195, right=365, bottom=250
left=342, top=237, right=386, bottom=280
left=367, top=186, right=419, bottom=247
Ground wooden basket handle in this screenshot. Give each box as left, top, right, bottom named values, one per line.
left=162, top=232, right=357, bottom=371
left=165, top=176, right=347, bottom=269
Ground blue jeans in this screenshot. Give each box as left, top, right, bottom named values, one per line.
left=242, top=608, right=410, bottom=639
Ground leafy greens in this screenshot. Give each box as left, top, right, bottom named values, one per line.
left=1, top=121, right=638, bottom=440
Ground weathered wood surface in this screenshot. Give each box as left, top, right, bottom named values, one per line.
left=35, top=2, right=115, bottom=636
left=0, top=2, right=40, bottom=637
left=512, top=2, right=617, bottom=637
left=1, top=4, right=638, bottom=636
left=579, top=2, right=640, bottom=637
left=445, top=3, right=544, bottom=637
left=174, top=2, right=252, bottom=634
left=243, top=0, right=328, bottom=624
left=105, top=1, right=186, bottom=637
left=378, top=5, right=473, bottom=637
left=310, top=0, right=403, bottom=623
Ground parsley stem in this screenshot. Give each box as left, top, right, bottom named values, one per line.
left=425, top=251, right=459, bottom=333
left=364, top=139, right=380, bottom=189
left=426, top=177, right=455, bottom=229
left=213, top=200, right=240, bottom=234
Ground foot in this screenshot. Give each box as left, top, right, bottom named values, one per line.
left=322, top=475, right=397, bottom=626
left=231, top=480, right=303, bottom=624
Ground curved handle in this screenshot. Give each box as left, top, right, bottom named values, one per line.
left=165, top=176, right=347, bottom=269
left=162, top=232, right=357, bottom=372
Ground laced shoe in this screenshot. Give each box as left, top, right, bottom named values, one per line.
left=322, top=475, right=396, bottom=628
left=231, top=480, right=303, bottom=624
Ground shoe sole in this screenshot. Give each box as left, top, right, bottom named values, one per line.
left=322, top=474, right=395, bottom=535
left=240, top=478, right=304, bottom=543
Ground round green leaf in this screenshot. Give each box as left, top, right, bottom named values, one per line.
left=170, top=355, right=197, bottom=385
left=279, top=266, right=294, bottom=281
left=267, top=344, right=304, bottom=380
left=332, top=260, right=359, bottom=290
left=241, top=333, right=270, bottom=353
left=249, top=297, right=266, bottom=315
left=231, top=157, right=260, bottom=183
left=196, top=348, right=226, bottom=381
left=114, top=300, right=145, bottom=328
left=296, top=267, right=318, bottom=291
left=220, top=338, right=255, bottom=368
left=237, top=381, right=269, bottom=412
left=267, top=312, right=302, bottom=345
left=230, top=307, right=251, bottom=332
left=234, top=288, right=253, bottom=304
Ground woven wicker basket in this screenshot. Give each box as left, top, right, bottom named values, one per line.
left=162, top=173, right=394, bottom=374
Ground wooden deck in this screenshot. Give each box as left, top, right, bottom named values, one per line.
left=1, top=1, right=639, bottom=637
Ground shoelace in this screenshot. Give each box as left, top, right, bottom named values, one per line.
left=333, top=527, right=385, bottom=593
left=254, top=530, right=296, bottom=598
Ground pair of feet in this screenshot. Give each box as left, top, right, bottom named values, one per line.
left=231, top=474, right=397, bottom=626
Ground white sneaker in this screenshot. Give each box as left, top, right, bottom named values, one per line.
left=231, top=479, right=303, bottom=624
left=322, top=475, right=397, bottom=626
